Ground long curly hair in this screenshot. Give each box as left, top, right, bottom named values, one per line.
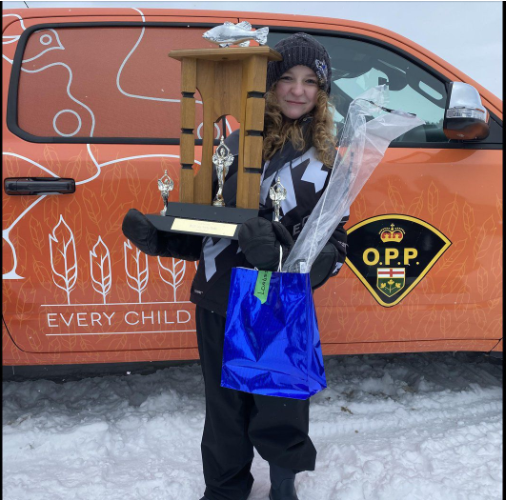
left=263, top=84, right=337, bottom=167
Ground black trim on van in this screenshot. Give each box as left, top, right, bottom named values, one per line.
left=7, top=21, right=503, bottom=150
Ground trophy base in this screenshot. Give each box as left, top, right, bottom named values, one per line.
left=146, top=203, right=258, bottom=240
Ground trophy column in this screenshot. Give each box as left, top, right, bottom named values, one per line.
left=237, top=55, right=268, bottom=209
left=170, top=47, right=282, bottom=209
left=180, top=58, right=197, bottom=203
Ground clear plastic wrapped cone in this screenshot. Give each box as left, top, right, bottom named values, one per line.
left=283, top=85, right=426, bottom=273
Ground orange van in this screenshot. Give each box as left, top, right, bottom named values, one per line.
left=2, top=8, right=502, bottom=372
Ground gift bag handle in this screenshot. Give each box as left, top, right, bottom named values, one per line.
left=253, top=247, right=283, bottom=273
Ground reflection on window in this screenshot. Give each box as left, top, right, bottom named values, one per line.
left=327, top=38, right=447, bottom=143
left=268, top=32, right=448, bottom=144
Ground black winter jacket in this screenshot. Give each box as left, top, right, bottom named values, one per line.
left=123, top=121, right=349, bottom=317
left=187, top=123, right=349, bottom=316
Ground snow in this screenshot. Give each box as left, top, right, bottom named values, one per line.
left=3, top=352, right=502, bottom=500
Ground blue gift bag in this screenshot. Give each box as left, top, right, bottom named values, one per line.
left=221, top=267, right=326, bottom=400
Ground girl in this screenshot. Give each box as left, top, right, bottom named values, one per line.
left=123, top=32, right=349, bottom=500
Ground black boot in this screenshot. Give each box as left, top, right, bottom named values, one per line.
left=268, top=463, right=299, bottom=500
left=199, top=485, right=252, bottom=500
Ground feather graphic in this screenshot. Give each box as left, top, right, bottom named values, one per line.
left=440, top=307, right=451, bottom=337
left=49, top=215, right=78, bottom=304
left=158, top=257, right=186, bottom=302
left=124, top=239, right=149, bottom=303
left=43, top=145, right=62, bottom=169
left=476, top=266, right=489, bottom=301
left=352, top=193, right=367, bottom=221
left=407, top=192, right=424, bottom=217
left=427, top=181, right=439, bottom=216
left=441, top=259, right=467, bottom=296
left=30, top=218, right=46, bottom=253
left=387, top=181, right=405, bottom=212
left=437, top=238, right=466, bottom=272
left=439, top=197, right=459, bottom=236
left=90, top=236, right=112, bottom=304
left=83, top=191, right=102, bottom=226
left=475, top=215, right=496, bottom=260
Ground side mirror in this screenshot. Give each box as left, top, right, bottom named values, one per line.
left=443, top=82, right=490, bottom=140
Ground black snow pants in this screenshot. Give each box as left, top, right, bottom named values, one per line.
left=195, top=306, right=317, bottom=500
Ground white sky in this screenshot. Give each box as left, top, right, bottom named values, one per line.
left=3, top=0, right=503, bottom=99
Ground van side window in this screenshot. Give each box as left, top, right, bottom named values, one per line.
left=11, top=26, right=500, bottom=146
left=330, top=40, right=449, bottom=144
left=13, top=26, right=220, bottom=143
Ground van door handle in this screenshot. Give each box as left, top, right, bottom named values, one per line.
left=4, top=177, right=76, bottom=195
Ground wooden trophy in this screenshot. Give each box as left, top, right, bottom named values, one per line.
left=146, top=46, right=282, bottom=239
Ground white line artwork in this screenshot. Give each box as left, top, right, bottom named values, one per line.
left=2, top=13, right=27, bottom=62
left=124, top=239, right=149, bottom=303
left=90, top=236, right=112, bottom=304
left=3, top=193, right=47, bottom=279
left=120, top=6, right=244, bottom=146
left=49, top=215, right=78, bottom=305
left=21, top=29, right=64, bottom=63
left=157, top=257, right=186, bottom=303
left=21, top=62, right=96, bottom=137
left=53, top=109, right=82, bottom=137
left=3, top=36, right=20, bottom=45
left=116, top=9, right=180, bottom=104
left=2, top=152, right=61, bottom=280
left=1, top=150, right=196, bottom=280
left=2, top=13, right=27, bottom=30
left=2, top=15, right=205, bottom=281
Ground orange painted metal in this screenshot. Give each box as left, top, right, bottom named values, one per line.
left=2, top=9, right=502, bottom=366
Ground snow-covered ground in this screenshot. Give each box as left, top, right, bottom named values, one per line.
left=3, top=352, right=502, bottom=500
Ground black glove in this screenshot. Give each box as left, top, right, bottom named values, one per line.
left=122, top=209, right=161, bottom=256
left=238, top=217, right=294, bottom=271
left=122, top=208, right=202, bottom=260
left=310, top=243, right=339, bottom=289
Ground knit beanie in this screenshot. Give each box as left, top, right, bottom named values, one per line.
left=266, top=32, right=332, bottom=94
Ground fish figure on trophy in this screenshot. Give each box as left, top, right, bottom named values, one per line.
left=202, top=21, right=269, bottom=47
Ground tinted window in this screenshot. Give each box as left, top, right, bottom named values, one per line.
left=268, top=31, right=449, bottom=144
left=16, top=26, right=226, bottom=141
left=14, top=26, right=500, bottom=145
